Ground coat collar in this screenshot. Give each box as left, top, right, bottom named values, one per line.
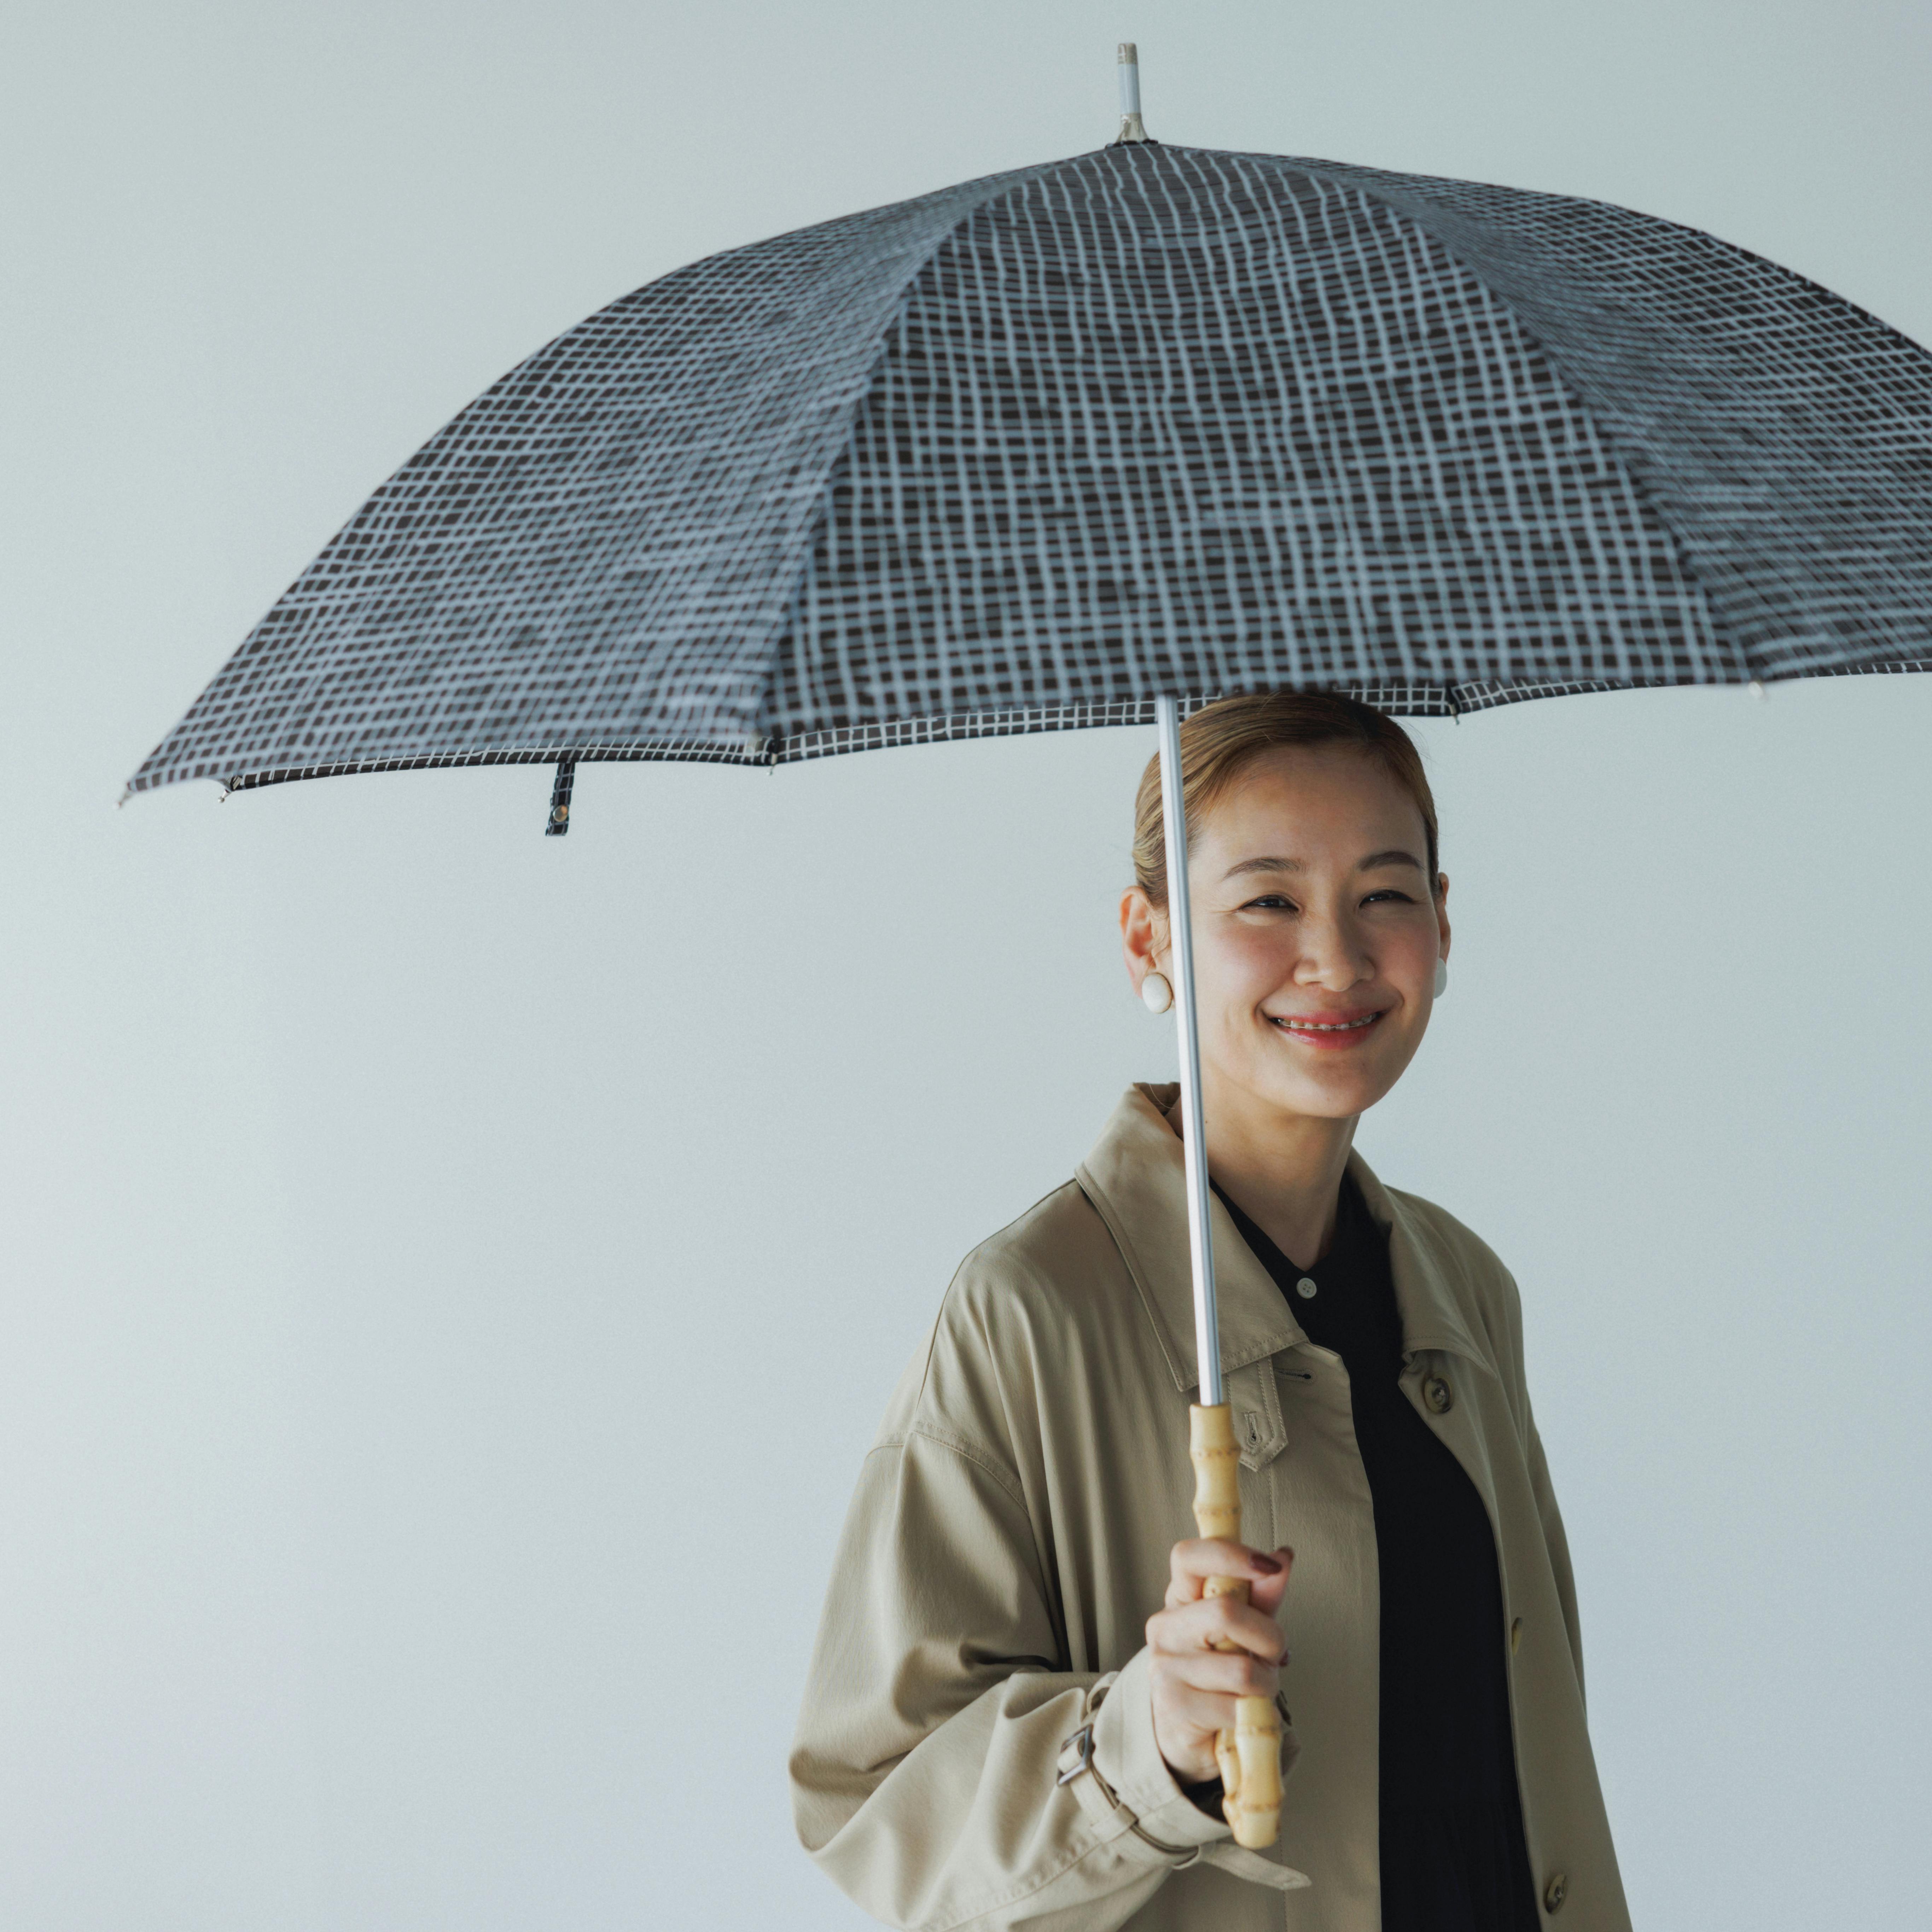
left=1075, top=1084, right=1496, bottom=1396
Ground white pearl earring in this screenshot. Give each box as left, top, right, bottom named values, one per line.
left=1433, top=958, right=1449, bottom=998
left=1141, top=970, right=1174, bottom=1015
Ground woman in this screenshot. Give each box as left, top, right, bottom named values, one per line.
left=790, top=693, right=1630, bottom=1932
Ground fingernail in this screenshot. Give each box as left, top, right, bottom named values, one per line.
left=1250, top=1553, right=1283, bottom=1575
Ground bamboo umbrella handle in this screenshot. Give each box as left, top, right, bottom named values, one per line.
left=1189, top=1403, right=1283, bottom=1849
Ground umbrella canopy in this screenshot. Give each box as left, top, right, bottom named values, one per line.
left=129, top=135, right=1932, bottom=801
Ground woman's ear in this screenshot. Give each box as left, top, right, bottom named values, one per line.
left=1119, top=887, right=1168, bottom=994
left=1434, top=872, right=1451, bottom=965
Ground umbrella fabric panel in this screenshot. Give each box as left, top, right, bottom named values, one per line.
left=1296, top=151, right=1932, bottom=673
left=771, top=146, right=1729, bottom=748
left=127, top=156, right=1048, bottom=795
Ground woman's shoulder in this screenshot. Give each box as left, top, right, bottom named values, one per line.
left=1381, top=1181, right=1519, bottom=1292
left=952, top=1175, right=1130, bottom=1307
left=873, top=1176, right=1145, bottom=1458
left=931, top=1176, right=1146, bottom=1378
left=1372, top=1175, right=1530, bottom=1379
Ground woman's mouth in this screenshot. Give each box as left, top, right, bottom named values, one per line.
left=1267, top=1008, right=1387, bottom=1049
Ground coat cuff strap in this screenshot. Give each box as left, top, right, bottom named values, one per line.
left=1057, top=1654, right=1313, bottom=1894
left=1054, top=1719, right=1206, bottom=1866
left=1055, top=1650, right=1231, bottom=1866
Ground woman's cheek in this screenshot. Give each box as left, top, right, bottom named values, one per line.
left=1395, top=929, right=1443, bottom=996
left=1211, top=924, right=1294, bottom=996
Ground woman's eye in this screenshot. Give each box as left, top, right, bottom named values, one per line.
left=1362, top=890, right=1416, bottom=906
left=1241, top=894, right=1297, bottom=911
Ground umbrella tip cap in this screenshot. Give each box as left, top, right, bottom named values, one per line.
left=1114, top=42, right=1148, bottom=142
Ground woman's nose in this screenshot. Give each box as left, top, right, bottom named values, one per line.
left=1296, top=918, right=1371, bottom=989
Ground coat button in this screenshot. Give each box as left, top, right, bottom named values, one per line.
left=1422, top=1374, right=1454, bottom=1415
left=1510, top=1617, right=1524, bottom=1654
left=1542, top=1871, right=1567, bottom=1913
left=1295, top=1276, right=1318, bottom=1299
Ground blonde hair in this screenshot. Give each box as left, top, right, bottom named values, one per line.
left=1132, top=692, right=1440, bottom=908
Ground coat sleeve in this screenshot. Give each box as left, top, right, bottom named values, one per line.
left=789, top=1424, right=1235, bottom=1932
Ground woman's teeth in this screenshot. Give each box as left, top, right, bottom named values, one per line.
left=1277, top=1014, right=1378, bottom=1032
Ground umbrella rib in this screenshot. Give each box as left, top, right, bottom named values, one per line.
left=1224, top=148, right=1737, bottom=684
left=752, top=155, right=1128, bottom=752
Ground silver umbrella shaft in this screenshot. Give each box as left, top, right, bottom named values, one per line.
left=1155, top=695, right=1223, bottom=1407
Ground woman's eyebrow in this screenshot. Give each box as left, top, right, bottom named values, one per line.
left=1222, top=849, right=1422, bottom=880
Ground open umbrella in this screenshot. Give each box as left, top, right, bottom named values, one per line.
left=128, top=47, right=1932, bottom=1847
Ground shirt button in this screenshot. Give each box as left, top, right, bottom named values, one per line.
left=1511, top=1617, right=1524, bottom=1654
left=1422, top=1374, right=1454, bottom=1414
left=1295, top=1276, right=1318, bottom=1299
left=1542, top=1871, right=1567, bottom=1913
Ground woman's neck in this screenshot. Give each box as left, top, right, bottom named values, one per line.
left=1189, top=1078, right=1359, bottom=1272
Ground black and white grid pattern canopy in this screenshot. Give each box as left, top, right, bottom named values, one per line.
left=130, top=140, right=1932, bottom=796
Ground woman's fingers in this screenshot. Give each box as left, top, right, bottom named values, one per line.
left=1154, top=1641, right=1282, bottom=1699
left=1147, top=1638, right=1282, bottom=1780
left=1157, top=1678, right=1268, bottom=1749
left=1149, top=1536, right=1295, bottom=1782
left=1151, top=1591, right=1290, bottom=1664
left=1168, top=1538, right=1288, bottom=1589
left=1163, top=1538, right=1292, bottom=1611
left=1247, top=1548, right=1295, bottom=1615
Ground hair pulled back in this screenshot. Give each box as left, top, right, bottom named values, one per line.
left=1131, top=692, right=1439, bottom=909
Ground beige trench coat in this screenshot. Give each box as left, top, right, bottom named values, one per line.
left=791, top=1085, right=1630, bottom=1932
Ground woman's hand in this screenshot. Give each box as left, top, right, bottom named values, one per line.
left=1146, top=1539, right=1294, bottom=1786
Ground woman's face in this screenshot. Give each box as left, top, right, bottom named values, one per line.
left=1122, top=745, right=1449, bottom=1127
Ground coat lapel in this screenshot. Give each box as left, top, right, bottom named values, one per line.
left=1075, top=1083, right=1302, bottom=1396
left=1350, top=1154, right=1500, bottom=1376
left=1077, top=1085, right=1499, bottom=1389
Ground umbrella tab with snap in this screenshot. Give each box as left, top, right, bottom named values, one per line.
left=1157, top=694, right=1283, bottom=1850
left=546, top=756, right=576, bottom=836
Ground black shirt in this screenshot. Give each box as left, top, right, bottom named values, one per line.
left=1215, top=1176, right=1541, bottom=1932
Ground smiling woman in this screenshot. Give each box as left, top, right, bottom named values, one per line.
left=790, top=696, right=1628, bottom=1932
left=1122, top=700, right=1449, bottom=1218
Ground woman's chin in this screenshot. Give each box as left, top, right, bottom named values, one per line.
left=1244, top=1046, right=1406, bottom=1121
left=1241, top=1072, right=1384, bottom=1122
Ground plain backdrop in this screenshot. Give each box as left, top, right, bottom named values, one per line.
left=4, top=2, right=1930, bottom=1927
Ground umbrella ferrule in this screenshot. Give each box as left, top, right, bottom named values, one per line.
left=1115, top=42, right=1149, bottom=144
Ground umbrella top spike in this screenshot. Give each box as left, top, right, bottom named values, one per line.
left=1114, top=43, right=1149, bottom=143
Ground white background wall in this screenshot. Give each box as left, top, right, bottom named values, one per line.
left=5, top=2, right=1930, bottom=1926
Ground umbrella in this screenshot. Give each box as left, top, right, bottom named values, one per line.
left=128, top=47, right=1932, bottom=1847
